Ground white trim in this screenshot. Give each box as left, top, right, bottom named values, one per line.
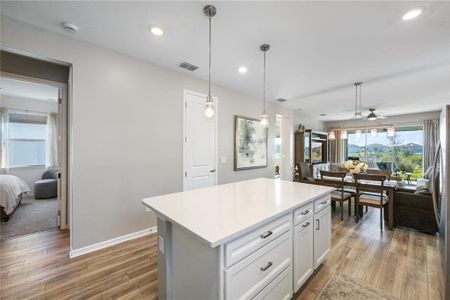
left=69, top=226, right=157, bottom=258
left=182, top=89, right=218, bottom=191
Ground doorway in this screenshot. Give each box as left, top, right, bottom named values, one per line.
left=274, top=114, right=294, bottom=181
left=183, top=90, right=217, bottom=191
left=0, top=74, right=68, bottom=239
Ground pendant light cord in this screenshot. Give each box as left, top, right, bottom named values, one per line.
left=263, top=50, right=266, bottom=113
left=208, top=15, right=212, bottom=102
left=359, top=83, right=362, bottom=113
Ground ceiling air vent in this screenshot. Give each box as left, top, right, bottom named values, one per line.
left=179, top=61, right=199, bottom=71
left=276, top=98, right=287, bottom=103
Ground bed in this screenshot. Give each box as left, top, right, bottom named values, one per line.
left=0, top=175, right=30, bottom=221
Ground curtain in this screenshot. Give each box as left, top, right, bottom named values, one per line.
left=423, top=118, right=440, bottom=172
left=1, top=107, right=9, bottom=169
left=46, top=112, right=58, bottom=169
left=329, top=131, right=344, bottom=163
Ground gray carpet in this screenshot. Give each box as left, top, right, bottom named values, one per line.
left=0, top=195, right=58, bottom=240
left=318, top=273, right=398, bottom=300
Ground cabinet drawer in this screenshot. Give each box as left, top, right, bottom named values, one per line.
left=294, top=203, right=313, bottom=225
left=252, top=266, right=292, bottom=300
left=225, top=213, right=291, bottom=267
left=314, top=195, right=331, bottom=213
left=225, top=232, right=291, bottom=300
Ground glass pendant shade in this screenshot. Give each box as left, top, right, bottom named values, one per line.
left=355, top=129, right=362, bottom=138
left=341, top=130, right=348, bottom=139
left=387, top=126, right=395, bottom=137
left=328, top=131, right=336, bottom=140
left=371, top=128, right=378, bottom=137
left=260, top=113, right=269, bottom=128
left=204, top=101, right=215, bottom=119
left=203, top=5, right=216, bottom=119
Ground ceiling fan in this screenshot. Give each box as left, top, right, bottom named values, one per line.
left=366, top=108, right=387, bottom=120
left=351, top=82, right=388, bottom=121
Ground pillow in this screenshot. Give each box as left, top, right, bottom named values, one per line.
left=416, top=179, right=430, bottom=190
left=415, top=188, right=432, bottom=195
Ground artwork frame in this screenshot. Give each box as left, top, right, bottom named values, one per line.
left=234, top=115, right=268, bottom=171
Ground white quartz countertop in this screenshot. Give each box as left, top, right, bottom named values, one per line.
left=142, top=178, right=334, bottom=247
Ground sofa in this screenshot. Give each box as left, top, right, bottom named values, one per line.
left=391, top=187, right=438, bottom=234
left=384, top=167, right=439, bottom=234
left=34, top=169, right=58, bottom=199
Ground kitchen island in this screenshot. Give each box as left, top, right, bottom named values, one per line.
left=142, top=178, right=334, bottom=300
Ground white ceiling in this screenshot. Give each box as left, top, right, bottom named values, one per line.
left=1, top=1, right=449, bottom=121
left=0, top=77, right=59, bottom=102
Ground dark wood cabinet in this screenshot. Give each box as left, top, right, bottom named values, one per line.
left=294, top=130, right=328, bottom=169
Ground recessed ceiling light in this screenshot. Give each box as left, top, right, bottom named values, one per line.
left=402, top=8, right=424, bottom=21
left=238, top=66, right=248, bottom=74
left=149, top=25, right=164, bottom=36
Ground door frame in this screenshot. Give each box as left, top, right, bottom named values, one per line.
left=0, top=71, right=71, bottom=230
left=182, top=89, right=218, bottom=191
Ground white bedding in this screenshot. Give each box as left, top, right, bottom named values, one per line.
left=0, top=175, right=30, bottom=215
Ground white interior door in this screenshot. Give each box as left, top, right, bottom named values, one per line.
left=183, top=90, right=217, bottom=191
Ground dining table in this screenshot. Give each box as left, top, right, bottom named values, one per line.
left=303, top=174, right=398, bottom=230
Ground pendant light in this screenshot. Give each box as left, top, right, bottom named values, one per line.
left=371, top=128, right=378, bottom=137
left=328, top=131, right=336, bottom=140
left=203, top=5, right=216, bottom=119
left=355, top=129, right=362, bottom=138
left=387, top=126, right=395, bottom=137
left=260, top=44, right=270, bottom=127
left=341, top=130, right=348, bottom=139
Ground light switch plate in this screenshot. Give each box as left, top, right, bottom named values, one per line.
left=221, top=156, right=227, bottom=163
left=158, top=235, right=165, bottom=254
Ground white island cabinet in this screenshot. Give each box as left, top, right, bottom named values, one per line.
left=142, top=178, right=333, bottom=300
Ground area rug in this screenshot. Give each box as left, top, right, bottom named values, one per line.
left=0, top=195, right=58, bottom=240
left=317, top=273, right=398, bottom=300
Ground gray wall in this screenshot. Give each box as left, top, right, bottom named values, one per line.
left=1, top=16, right=322, bottom=250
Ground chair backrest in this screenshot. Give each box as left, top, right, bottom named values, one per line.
left=353, top=173, right=386, bottom=203
left=299, top=162, right=313, bottom=180
left=366, top=169, right=391, bottom=181
left=320, top=170, right=346, bottom=190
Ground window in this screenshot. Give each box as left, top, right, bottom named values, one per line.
left=7, top=114, right=47, bottom=168
left=344, top=126, right=423, bottom=182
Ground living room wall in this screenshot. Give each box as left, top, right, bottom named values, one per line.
left=1, top=16, right=323, bottom=251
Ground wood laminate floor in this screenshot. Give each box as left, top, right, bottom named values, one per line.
left=0, top=205, right=443, bottom=299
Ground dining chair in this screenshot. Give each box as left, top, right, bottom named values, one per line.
left=353, top=173, right=389, bottom=230
left=366, top=169, right=392, bottom=181
left=298, top=162, right=315, bottom=183
left=320, top=171, right=353, bottom=220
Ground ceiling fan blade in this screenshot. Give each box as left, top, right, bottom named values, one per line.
left=378, top=115, right=387, bottom=119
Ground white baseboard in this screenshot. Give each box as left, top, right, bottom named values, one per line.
left=69, top=226, right=157, bottom=258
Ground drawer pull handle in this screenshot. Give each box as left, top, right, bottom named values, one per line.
left=301, top=210, right=310, bottom=215
left=260, top=231, right=273, bottom=239
left=320, top=200, right=328, bottom=205
left=316, top=219, right=320, bottom=230
left=302, top=222, right=311, bottom=228
left=260, top=261, right=273, bottom=272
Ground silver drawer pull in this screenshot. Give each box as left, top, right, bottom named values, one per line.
left=301, top=210, right=310, bottom=215
left=260, top=231, right=273, bottom=239
left=260, top=261, right=273, bottom=272
left=320, top=200, right=328, bottom=205
left=302, top=222, right=311, bottom=228
left=316, top=219, right=320, bottom=230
